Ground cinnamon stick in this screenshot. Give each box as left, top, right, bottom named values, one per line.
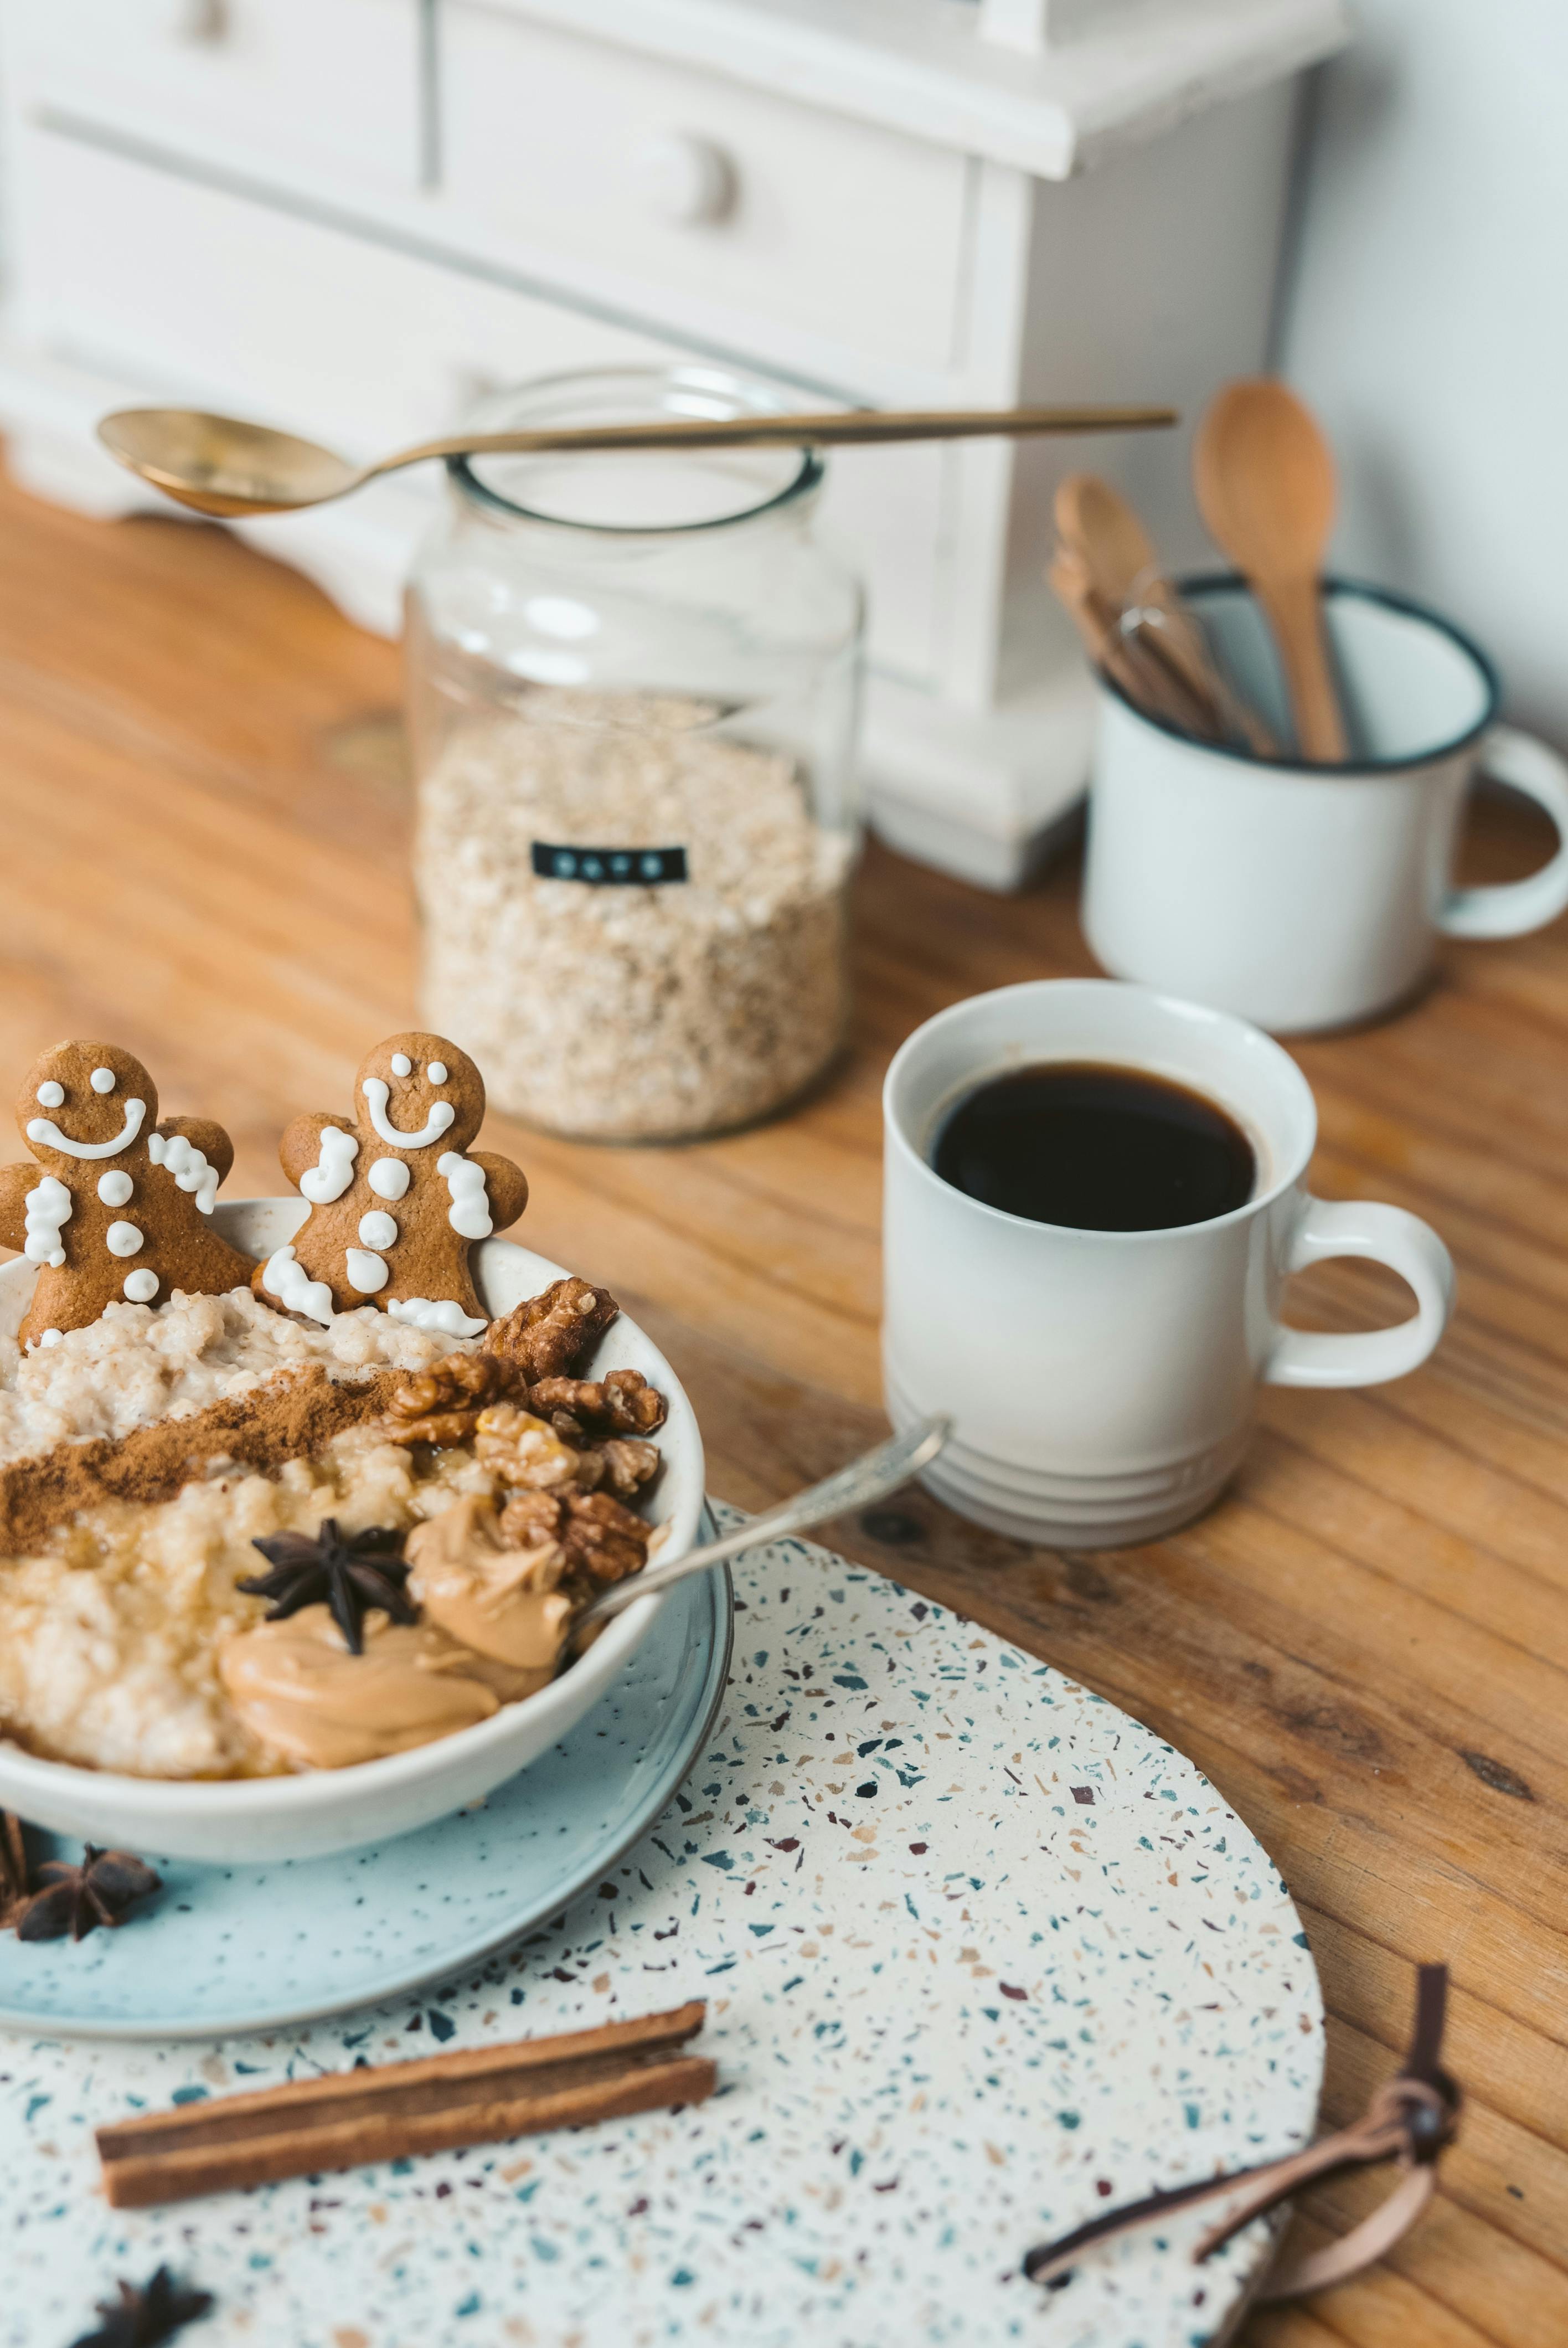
left=97, top=1999, right=713, bottom=2208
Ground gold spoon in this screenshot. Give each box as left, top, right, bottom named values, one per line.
left=558, top=1413, right=951, bottom=1666
left=1192, top=379, right=1348, bottom=763
left=97, top=400, right=1177, bottom=521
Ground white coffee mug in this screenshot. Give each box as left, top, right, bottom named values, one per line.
left=882, top=980, right=1454, bottom=1549
left=1084, top=578, right=1568, bottom=1033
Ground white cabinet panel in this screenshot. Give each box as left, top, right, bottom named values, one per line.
left=441, top=5, right=968, bottom=374
left=7, top=0, right=422, bottom=195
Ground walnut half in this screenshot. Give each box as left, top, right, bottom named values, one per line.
left=527, top=1369, right=668, bottom=1441
left=574, top=1437, right=661, bottom=1500
left=472, top=1402, right=580, bottom=1492
left=385, top=1350, right=523, bottom=1447
left=561, top=1490, right=650, bottom=1584
left=494, top=1486, right=650, bottom=1584
left=484, top=1278, right=619, bottom=1383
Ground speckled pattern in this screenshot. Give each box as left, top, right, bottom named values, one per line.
left=1, top=1515, right=1322, bottom=2348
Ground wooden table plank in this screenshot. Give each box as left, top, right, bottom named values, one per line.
left=0, top=474, right=1562, bottom=2345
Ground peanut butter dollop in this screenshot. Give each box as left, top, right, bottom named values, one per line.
left=219, top=1603, right=509, bottom=1770
left=405, top=1492, right=572, bottom=1673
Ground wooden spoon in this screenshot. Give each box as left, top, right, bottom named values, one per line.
left=1055, top=473, right=1277, bottom=755
left=1192, top=380, right=1347, bottom=762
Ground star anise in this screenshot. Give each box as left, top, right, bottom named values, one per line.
left=239, top=1518, right=416, bottom=1655
left=13, top=1844, right=162, bottom=1943
left=71, top=2267, right=213, bottom=2348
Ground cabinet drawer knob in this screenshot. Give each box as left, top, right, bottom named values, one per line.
left=632, top=132, right=735, bottom=228
left=174, top=0, right=228, bottom=40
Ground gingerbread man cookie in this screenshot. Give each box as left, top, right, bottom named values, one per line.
left=0, top=1041, right=255, bottom=1348
left=255, top=1032, right=528, bottom=1337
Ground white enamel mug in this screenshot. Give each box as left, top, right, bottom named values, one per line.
left=1084, top=579, right=1568, bottom=1032
left=882, top=980, right=1454, bottom=1549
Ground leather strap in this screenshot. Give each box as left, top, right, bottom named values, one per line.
left=1024, top=1964, right=1460, bottom=2303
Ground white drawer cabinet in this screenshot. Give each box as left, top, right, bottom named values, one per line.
left=7, top=0, right=422, bottom=197
left=441, top=6, right=968, bottom=374
left=0, top=0, right=1349, bottom=886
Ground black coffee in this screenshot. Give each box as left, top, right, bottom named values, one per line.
left=931, top=1060, right=1256, bottom=1232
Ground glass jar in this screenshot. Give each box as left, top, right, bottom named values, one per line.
left=406, top=364, right=864, bottom=1142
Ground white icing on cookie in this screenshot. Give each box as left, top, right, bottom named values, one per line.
left=298, top=1124, right=359, bottom=1205
left=261, top=1243, right=336, bottom=1326
left=147, top=1129, right=220, bottom=1214
left=34, top=1082, right=63, bottom=1109
left=123, top=1268, right=159, bottom=1303
left=35, top=1329, right=63, bottom=1348
left=345, top=1248, right=390, bottom=1295
left=436, top=1150, right=493, bottom=1241
left=358, top=1211, right=398, bottom=1250
left=361, top=1079, right=455, bottom=1152
left=97, top=1170, right=133, bottom=1207
left=390, top=1052, right=412, bottom=1078
left=368, top=1157, right=410, bottom=1201
left=386, top=1296, right=487, bottom=1339
left=27, top=1098, right=146, bottom=1160
left=105, top=1220, right=144, bottom=1258
left=427, top=1062, right=448, bottom=1084
left=23, top=1175, right=71, bottom=1267
left=90, top=1067, right=116, bottom=1094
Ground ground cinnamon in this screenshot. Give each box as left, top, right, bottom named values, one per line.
left=0, top=1367, right=403, bottom=1556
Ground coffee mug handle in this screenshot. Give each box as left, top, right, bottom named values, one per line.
left=1440, top=723, right=1568, bottom=939
left=1265, top=1198, right=1455, bottom=1389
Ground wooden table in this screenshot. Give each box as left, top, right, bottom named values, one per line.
left=0, top=476, right=1561, bottom=2348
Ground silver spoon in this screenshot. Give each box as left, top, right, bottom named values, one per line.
left=96, top=403, right=1177, bottom=521
left=563, top=1413, right=951, bottom=1658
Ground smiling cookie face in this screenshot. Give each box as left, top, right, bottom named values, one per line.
left=19, top=1042, right=159, bottom=1168
left=354, top=1032, right=484, bottom=1160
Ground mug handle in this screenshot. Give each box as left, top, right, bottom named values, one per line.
left=1265, top=1198, right=1455, bottom=1389
left=1439, top=723, right=1568, bottom=939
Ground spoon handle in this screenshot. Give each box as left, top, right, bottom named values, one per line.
left=1254, top=574, right=1348, bottom=763
left=568, top=1414, right=951, bottom=1642
left=381, top=405, right=1177, bottom=474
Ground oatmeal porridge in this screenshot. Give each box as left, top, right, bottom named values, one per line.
left=0, top=1280, right=664, bottom=1780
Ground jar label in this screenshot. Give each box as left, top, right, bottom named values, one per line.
left=531, top=843, right=689, bottom=885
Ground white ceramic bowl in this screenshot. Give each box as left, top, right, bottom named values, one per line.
left=0, top=1199, right=706, bottom=1863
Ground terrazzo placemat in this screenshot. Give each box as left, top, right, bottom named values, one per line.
left=1, top=1513, right=1322, bottom=2348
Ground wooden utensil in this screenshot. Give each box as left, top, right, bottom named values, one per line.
left=1192, top=379, right=1348, bottom=762
left=1055, top=473, right=1278, bottom=755
left=1049, top=549, right=1223, bottom=740
left=97, top=2000, right=714, bottom=2207
left=97, top=400, right=1177, bottom=521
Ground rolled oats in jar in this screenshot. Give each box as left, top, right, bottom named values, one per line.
left=407, top=368, right=864, bottom=1143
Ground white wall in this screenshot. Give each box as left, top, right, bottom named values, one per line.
left=1277, top=0, right=1568, bottom=748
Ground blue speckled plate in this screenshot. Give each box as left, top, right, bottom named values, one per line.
left=0, top=1546, right=731, bottom=2042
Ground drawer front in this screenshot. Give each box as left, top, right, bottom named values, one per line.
left=18, top=128, right=682, bottom=455
left=441, top=6, right=968, bottom=375
left=19, top=131, right=949, bottom=683
left=5, top=0, right=422, bottom=195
